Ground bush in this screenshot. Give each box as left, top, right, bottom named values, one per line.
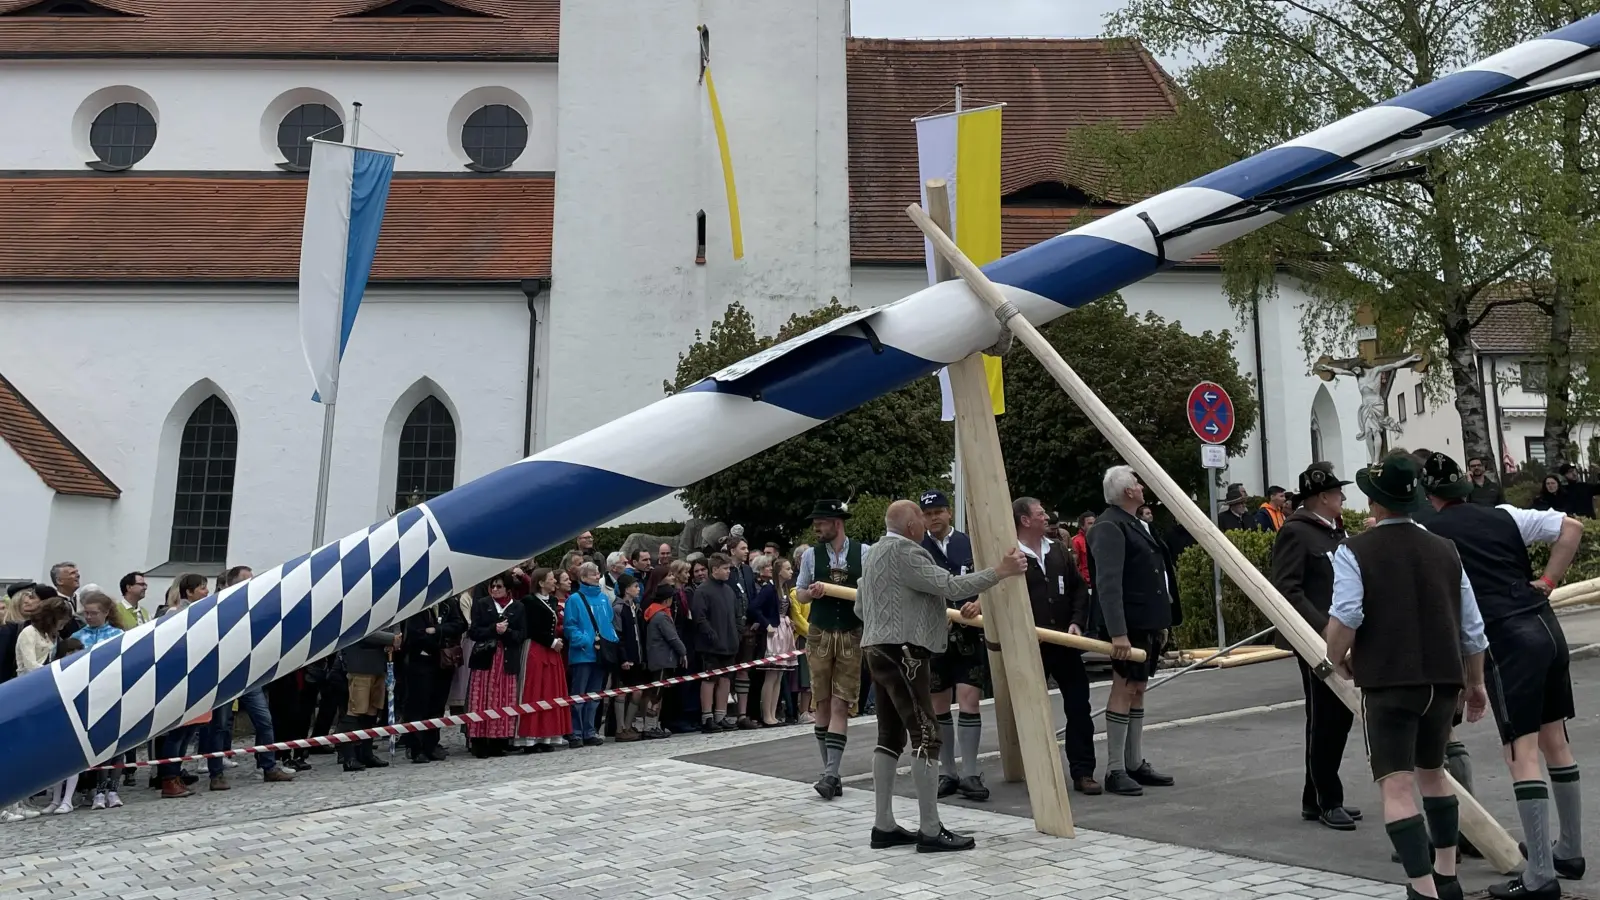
left=531, top=521, right=683, bottom=569
left=1530, top=525, right=1600, bottom=584
left=1173, top=530, right=1278, bottom=649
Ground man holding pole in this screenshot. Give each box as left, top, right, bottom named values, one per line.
left=797, top=499, right=869, bottom=800
left=856, top=499, right=1025, bottom=852
left=1420, top=452, right=1586, bottom=900
left=1269, top=462, right=1359, bottom=831
left=916, top=490, right=990, bottom=802
left=1326, top=453, right=1489, bottom=900
left=1086, top=465, right=1181, bottom=797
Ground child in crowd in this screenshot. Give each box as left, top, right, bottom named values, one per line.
left=75, top=592, right=125, bottom=809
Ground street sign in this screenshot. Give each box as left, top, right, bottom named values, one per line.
left=1201, top=444, right=1227, bottom=468
left=1186, top=381, right=1235, bottom=445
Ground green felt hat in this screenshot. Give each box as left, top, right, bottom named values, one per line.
left=1355, top=454, right=1425, bottom=514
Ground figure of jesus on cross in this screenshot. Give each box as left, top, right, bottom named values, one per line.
left=1316, top=353, right=1425, bottom=465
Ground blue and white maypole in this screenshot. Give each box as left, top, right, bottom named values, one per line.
left=4, top=17, right=1600, bottom=806
left=300, top=105, right=397, bottom=546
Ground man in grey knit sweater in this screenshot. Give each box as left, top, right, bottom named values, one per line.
left=858, top=499, right=1025, bottom=853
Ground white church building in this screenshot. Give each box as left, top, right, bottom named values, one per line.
left=0, top=0, right=1366, bottom=591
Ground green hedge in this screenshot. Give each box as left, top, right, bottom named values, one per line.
left=530, top=521, right=683, bottom=569
left=1173, top=530, right=1278, bottom=649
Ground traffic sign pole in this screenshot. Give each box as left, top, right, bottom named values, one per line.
left=1209, top=474, right=1226, bottom=650
left=1190, top=383, right=1235, bottom=651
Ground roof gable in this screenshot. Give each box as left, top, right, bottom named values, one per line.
left=0, top=371, right=119, bottom=499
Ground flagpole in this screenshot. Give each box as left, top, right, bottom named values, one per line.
left=951, top=83, right=968, bottom=534
left=310, top=101, right=362, bottom=548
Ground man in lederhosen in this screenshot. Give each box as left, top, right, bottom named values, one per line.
left=916, top=490, right=989, bottom=802
left=1270, top=462, right=1362, bottom=831
left=1326, top=453, right=1490, bottom=900
left=1086, top=465, right=1181, bottom=796
left=1422, top=452, right=1587, bottom=900
left=797, top=499, right=869, bottom=800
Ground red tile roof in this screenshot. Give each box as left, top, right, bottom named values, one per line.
left=0, top=0, right=558, bottom=60
left=1469, top=287, right=1596, bottom=354
left=846, top=37, right=1180, bottom=264
left=0, top=175, right=554, bottom=282
left=0, top=370, right=119, bottom=499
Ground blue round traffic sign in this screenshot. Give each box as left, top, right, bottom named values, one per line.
left=1187, top=381, right=1235, bottom=444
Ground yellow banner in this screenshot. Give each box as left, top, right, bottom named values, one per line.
left=956, top=106, right=1004, bottom=415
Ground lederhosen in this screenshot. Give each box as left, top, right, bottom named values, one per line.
left=808, top=540, right=865, bottom=705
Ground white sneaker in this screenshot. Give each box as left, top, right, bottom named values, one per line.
left=91, top=792, right=106, bottom=810
left=17, top=807, right=39, bottom=819
left=105, top=792, right=122, bottom=808
left=51, top=802, right=72, bottom=815
left=221, top=759, right=239, bottom=769
left=1, top=810, right=22, bottom=823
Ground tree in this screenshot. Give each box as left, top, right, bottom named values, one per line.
left=997, top=295, right=1259, bottom=515
left=1079, top=0, right=1552, bottom=465
left=664, top=299, right=952, bottom=539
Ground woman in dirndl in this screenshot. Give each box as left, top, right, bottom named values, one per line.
left=514, top=568, right=569, bottom=752
left=465, top=573, right=524, bottom=758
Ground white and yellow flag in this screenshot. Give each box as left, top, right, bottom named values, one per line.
left=916, top=104, right=1005, bottom=419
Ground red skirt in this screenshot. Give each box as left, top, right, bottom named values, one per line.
left=466, top=646, right=519, bottom=738
left=516, top=642, right=569, bottom=739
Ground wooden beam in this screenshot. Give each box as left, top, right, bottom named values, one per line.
left=925, top=181, right=1025, bottom=787
left=818, top=583, right=1145, bottom=659
left=904, top=200, right=1524, bottom=874
left=924, top=179, right=1075, bottom=837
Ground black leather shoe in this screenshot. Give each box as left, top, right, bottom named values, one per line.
left=1488, top=876, right=1562, bottom=899
left=1128, top=762, right=1174, bottom=787
left=814, top=775, right=842, bottom=800
left=937, top=775, right=959, bottom=798
left=916, top=827, right=976, bottom=853
left=957, top=775, right=990, bottom=801
left=870, top=825, right=919, bottom=849
left=358, top=753, right=390, bottom=769
left=1520, top=841, right=1588, bottom=880
left=1104, top=771, right=1143, bottom=796
left=1344, top=805, right=1362, bottom=820
left=1316, top=807, right=1356, bottom=831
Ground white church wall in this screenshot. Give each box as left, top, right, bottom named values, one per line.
left=0, top=59, right=557, bottom=173
left=44, top=494, right=115, bottom=591
left=548, top=0, right=851, bottom=523
left=0, top=441, right=52, bottom=583
left=0, top=285, right=528, bottom=581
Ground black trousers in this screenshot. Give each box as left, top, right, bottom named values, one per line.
left=1298, top=657, right=1354, bottom=811
left=1041, top=645, right=1097, bottom=780
left=401, top=664, right=451, bottom=756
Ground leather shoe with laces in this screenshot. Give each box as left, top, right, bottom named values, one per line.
left=916, top=826, right=976, bottom=853
left=813, top=775, right=842, bottom=800
left=1315, top=807, right=1356, bottom=831
left=1104, top=770, right=1143, bottom=796
left=1488, top=876, right=1561, bottom=899
left=956, top=775, right=989, bottom=801
left=869, top=825, right=918, bottom=849
left=937, top=775, right=959, bottom=798
left=1074, top=776, right=1103, bottom=795
left=1128, top=761, right=1174, bottom=787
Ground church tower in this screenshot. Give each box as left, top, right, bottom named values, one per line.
left=544, top=0, right=852, bottom=487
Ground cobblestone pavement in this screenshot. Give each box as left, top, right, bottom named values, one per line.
left=1, top=727, right=1407, bottom=900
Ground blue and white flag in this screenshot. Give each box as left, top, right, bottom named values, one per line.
left=298, top=140, right=395, bottom=404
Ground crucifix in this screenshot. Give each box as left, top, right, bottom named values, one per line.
left=1314, top=306, right=1428, bottom=465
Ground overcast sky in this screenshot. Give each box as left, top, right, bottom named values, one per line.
left=850, top=0, right=1125, bottom=40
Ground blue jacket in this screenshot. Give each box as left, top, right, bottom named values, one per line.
left=564, top=583, right=620, bottom=665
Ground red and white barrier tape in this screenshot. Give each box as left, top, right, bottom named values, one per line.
left=91, top=650, right=806, bottom=770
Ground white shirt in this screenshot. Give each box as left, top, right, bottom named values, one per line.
left=795, top=539, right=872, bottom=590
left=1496, top=504, right=1565, bottom=545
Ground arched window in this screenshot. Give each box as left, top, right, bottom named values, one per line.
left=394, top=396, right=456, bottom=511
left=1309, top=411, right=1323, bottom=465
left=168, top=396, right=237, bottom=564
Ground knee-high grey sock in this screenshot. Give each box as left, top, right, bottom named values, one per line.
left=1105, top=711, right=1129, bottom=775
left=936, top=712, right=956, bottom=777
left=1444, top=741, right=1473, bottom=793
left=1124, top=707, right=1146, bottom=772
left=957, top=711, right=982, bottom=780
left=815, top=726, right=828, bottom=768
left=911, top=756, right=942, bottom=838
left=824, top=732, right=847, bottom=779
left=1515, top=781, right=1557, bottom=889
left=873, top=749, right=899, bottom=832
left=1551, top=764, right=1583, bottom=859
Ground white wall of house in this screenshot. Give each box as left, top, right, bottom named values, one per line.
left=0, top=441, right=53, bottom=583
left=850, top=266, right=1368, bottom=498
left=0, top=284, right=529, bottom=584
left=0, top=59, right=558, bottom=173
left=547, top=0, right=852, bottom=522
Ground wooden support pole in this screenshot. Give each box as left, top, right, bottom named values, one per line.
left=924, top=180, right=1075, bottom=837
left=924, top=181, right=1024, bottom=787
left=905, top=201, right=1524, bottom=873
left=818, top=583, right=1145, bottom=659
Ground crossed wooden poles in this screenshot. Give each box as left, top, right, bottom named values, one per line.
left=904, top=184, right=1521, bottom=870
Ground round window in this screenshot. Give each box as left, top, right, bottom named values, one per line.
left=88, top=102, right=157, bottom=169
left=462, top=104, right=528, bottom=171
left=277, top=103, right=344, bottom=170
